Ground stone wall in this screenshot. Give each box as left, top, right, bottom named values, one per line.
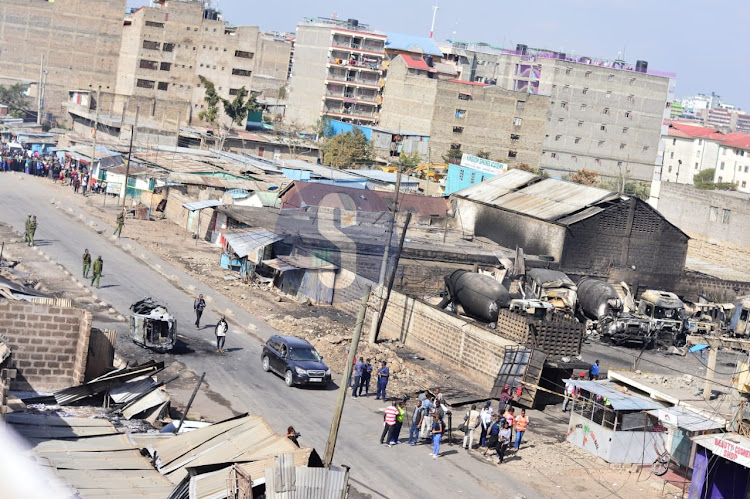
left=0, top=301, right=92, bottom=391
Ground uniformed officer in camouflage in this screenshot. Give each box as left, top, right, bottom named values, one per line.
left=91, top=256, right=103, bottom=288
left=28, top=216, right=37, bottom=247
left=24, top=214, right=32, bottom=243
left=114, top=209, right=125, bottom=238
left=82, top=249, right=92, bottom=278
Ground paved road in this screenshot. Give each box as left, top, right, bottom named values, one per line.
left=0, top=173, right=540, bottom=499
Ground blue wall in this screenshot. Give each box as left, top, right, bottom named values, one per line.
left=281, top=168, right=312, bottom=181
left=329, top=120, right=373, bottom=140
left=444, top=164, right=499, bottom=195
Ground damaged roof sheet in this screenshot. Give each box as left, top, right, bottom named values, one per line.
left=647, top=406, right=725, bottom=432
left=568, top=380, right=665, bottom=411
left=182, top=199, right=223, bottom=211
left=453, top=169, right=621, bottom=222
left=224, top=229, right=283, bottom=259
left=11, top=413, right=174, bottom=498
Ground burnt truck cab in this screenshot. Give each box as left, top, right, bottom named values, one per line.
left=509, top=298, right=556, bottom=320
left=637, top=290, right=686, bottom=346
left=130, top=298, right=176, bottom=353
left=524, top=269, right=578, bottom=315
left=730, top=299, right=750, bottom=337
left=686, top=302, right=733, bottom=335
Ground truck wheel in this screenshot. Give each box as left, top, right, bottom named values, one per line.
left=285, top=370, right=294, bottom=387
left=262, top=356, right=270, bottom=372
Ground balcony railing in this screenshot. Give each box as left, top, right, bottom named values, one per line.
left=328, top=58, right=381, bottom=71
left=325, top=75, right=379, bottom=87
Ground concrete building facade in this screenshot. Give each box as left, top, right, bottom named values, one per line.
left=379, top=56, right=548, bottom=166
left=659, top=122, right=724, bottom=185
left=443, top=43, right=675, bottom=181
left=0, top=0, right=127, bottom=126
left=285, top=18, right=386, bottom=129
left=112, top=0, right=291, bottom=127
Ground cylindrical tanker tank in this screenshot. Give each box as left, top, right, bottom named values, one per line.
left=444, top=270, right=510, bottom=323
left=577, top=277, right=622, bottom=321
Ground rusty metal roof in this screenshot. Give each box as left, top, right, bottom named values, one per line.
left=223, top=229, right=284, bottom=259
left=453, top=169, right=621, bottom=223
left=167, top=172, right=273, bottom=191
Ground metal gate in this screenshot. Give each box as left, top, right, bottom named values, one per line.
left=490, top=346, right=546, bottom=408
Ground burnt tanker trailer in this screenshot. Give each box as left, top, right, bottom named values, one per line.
left=577, top=277, right=622, bottom=321
left=438, top=270, right=510, bottom=325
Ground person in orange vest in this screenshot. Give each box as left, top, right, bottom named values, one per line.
left=514, top=408, right=529, bottom=449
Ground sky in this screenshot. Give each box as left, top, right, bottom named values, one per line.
left=127, top=0, right=750, bottom=110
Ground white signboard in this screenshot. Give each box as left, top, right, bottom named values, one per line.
left=460, top=154, right=508, bottom=175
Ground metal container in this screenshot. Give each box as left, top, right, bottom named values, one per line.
left=577, top=277, right=622, bottom=321
left=442, top=270, right=510, bottom=323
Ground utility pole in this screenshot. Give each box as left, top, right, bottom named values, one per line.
left=121, top=105, right=140, bottom=208
left=373, top=212, right=411, bottom=341
left=37, top=54, right=44, bottom=125
left=90, top=86, right=101, bottom=195
left=368, top=161, right=403, bottom=345
left=425, top=148, right=431, bottom=196
left=429, top=4, right=439, bottom=39
left=324, top=286, right=371, bottom=467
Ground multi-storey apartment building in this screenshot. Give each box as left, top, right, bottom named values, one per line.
left=379, top=55, right=548, bottom=166
left=443, top=43, right=675, bottom=181
left=659, top=122, right=723, bottom=184
left=714, top=134, right=750, bottom=192
left=285, top=18, right=386, bottom=128
left=0, top=0, right=127, bottom=126
left=111, top=0, right=291, bottom=126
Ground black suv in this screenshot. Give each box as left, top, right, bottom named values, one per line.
left=261, top=335, right=331, bottom=387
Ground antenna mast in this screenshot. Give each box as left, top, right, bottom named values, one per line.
left=429, top=4, right=439, bottom=39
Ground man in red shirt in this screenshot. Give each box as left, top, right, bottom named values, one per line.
left=381, top=400, right=399, bottom=446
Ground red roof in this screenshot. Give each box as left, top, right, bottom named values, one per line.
left=399, top=54, right=433, bottom=72
left=280, top=181, right=388, bottom=212
left=721, top=133, right=750, bottom=151
left=448, top=80, right=489, bottom=86
left=374, top=191, right=449, bottom=217
left=668, top=122, right=724, bottom=141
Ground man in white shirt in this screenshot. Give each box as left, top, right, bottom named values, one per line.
left=215, top=317, right=228, bottom=353
left=462, top=404, right=481, bottom=450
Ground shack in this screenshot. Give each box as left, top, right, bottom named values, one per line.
left=690, top=433, right=750, bottom=498
left=565, top=379, right=666, bottom=463
left=219, top=229, right=282, bottom=276
left=263, top=254, right=339, bottom=304
left=648, top=406, right=725, bottom=470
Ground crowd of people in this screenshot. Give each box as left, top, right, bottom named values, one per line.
left=377, top=390, right=530, bottom=464
left=0, top=146, right=109, bottom=195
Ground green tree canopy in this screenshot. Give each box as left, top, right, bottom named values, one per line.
left=198, top=76, right=221, bottom=124
left=442, top=146, right=463, bottom=164
left=0, top=84, right=32, bottom=119
left=322, top=129, right=373, bottom=168
left=221, top=87, right=261, bottom=128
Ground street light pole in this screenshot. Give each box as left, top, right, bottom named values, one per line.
left=121, top=105, right=140, bottom=208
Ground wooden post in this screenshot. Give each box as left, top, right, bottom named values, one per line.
left=324, top=286, right=371, bottom=467
left=373, top=212, right=411, bottom=342
left=703, top=347, right=718, bottom=400
left=175, top=372, right=205, bottom=433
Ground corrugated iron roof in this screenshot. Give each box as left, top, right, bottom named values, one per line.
left=453, top=169, right=621, bottom=222
left=281, top=160, right=363, bottom=181
left=568, top=380, right=665, bottom=411
left=182, top=199, right=223, bottom=211
left=647, top=407, right=725, bottom=432
left=280, top=181, right=389, bottom=212
left=345, top=169, right=419, bottom=184
left=167, top=172, right=271, bottom=191
left=224, top=229, right=283, bottom=259
left=265, top=465, right=348, bottom=499
left=108, top=377, right=158, bottom=405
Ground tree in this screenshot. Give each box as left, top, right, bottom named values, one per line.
left=198, top=76, right=220, bottom=125
left=275, top=120, right=316, bottom=159
left=221, top=87, right=260, bottom=130
left=399, top=151, right=421, bottom=170
left=442, top=146, right=463, bottom=164
left=0, top=84, right=32, bottom=119
left=476, top=150, right=491, bottom=159
left=569, top=169, right=600, bottom=186
left=693, top=168, right=736, bottom=191
left=511, top=163, right=547, bottom=177
left=322, top=128, right=373, bottom=168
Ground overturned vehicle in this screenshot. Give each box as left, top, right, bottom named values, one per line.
left=576, top=277, right=652, bottom=346
left=438, top=269, right=511, bottom=327
left=130, top=298, right=176, bottom=353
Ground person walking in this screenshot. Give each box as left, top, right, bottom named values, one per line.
left=482, top=415, right=502, bottom=458
left=358, top=358, right=373, bottom=397
left=462, top=404, right=481, bottom=451
left=408, top=400, right=424, bottom=446
left=91, top=256, right=103, bottom=288
left=420, top=396, right=434, bottom=442
left=82, top=249, right=92, bottom=278
left=430, top=414, right=444, bottom=459
left=514, top=408, right=529, bottom=450
left=479, top=401, right=493, bottom=446
left=352, top=357, right=365, bottom=398
left=81, top=174, right=89, bottom=196
left=380, top=401, right=399, bottom=446
left=497, top=422, right=512, bottom=464
left=389, top=400, right=406, bottom=445
left=73, top=176, right=81, bottom=194
left=562, top=378, right=576, bottom=412
left=24, top=214, right=32, bottom=244
left=215, top=316, right=228, bottom=353
left=375, top=361, right=389, bottom=401
left=194, top=294, right=206, bottom=328
left=114, top=209, right=125, bottom=238
left=28, top=216, right=37, bottom=247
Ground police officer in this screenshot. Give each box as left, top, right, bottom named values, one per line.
left=114, top=209, right=125, bottom=238
left=91, top=256, right=103, bottom=288
left=82, top=249, right=92, bottom=278
left=24, top=214, right=32, bottom=244
left=28, top=216, right=37, bottom=247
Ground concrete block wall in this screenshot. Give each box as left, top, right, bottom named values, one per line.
left=0, top=301, right=92, bottom=391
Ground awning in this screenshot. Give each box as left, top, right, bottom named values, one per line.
left=224, top=229, right=283, bottom=258
left=568, top=380, right=665, bottom=411
left=182, top=199, right=223, bottom=211
left=263, top=254, right=338, bottom=272
left=647, top=407, right=725, bottom=432
left=263, top=258, right=299, bottom=272
left=692, top=433, right=750, bottom=468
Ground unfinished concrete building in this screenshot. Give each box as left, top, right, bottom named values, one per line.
left=0, top=0, right=127, bottom=126
left=285, top=18, right=386, bottom=129
left=109, top=0, right=291, bottom=128
left=443, top=42, right=675, bottom=181
left=379, top=55, right=548, bottom=166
